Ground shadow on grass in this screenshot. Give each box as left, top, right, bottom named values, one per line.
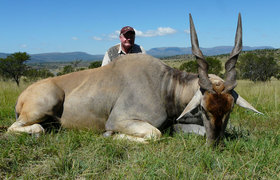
left=224, top=125, right=250, bottom=141
left=40, top=116, right=62, bottom=133
left=0, top=126, right=8, bottom=132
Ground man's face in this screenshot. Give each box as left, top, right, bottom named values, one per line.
left=120, top=31, right=135, bottom=50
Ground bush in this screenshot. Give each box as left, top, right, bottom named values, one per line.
left=57, top=65, right=75, bottom=76
left=179, top=57, right=222, bottom=76
left=179, top=61, right=197, bottom=73
left=88, top=61, right=102, bottom=69
left=237, top=53, right=280, bottom=82
left=24, top=68, right=54, bottom=81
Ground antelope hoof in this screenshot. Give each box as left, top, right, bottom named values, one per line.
left=103, top=131, right=114, bottom=137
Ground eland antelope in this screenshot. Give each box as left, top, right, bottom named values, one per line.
left=8, top=14, right=262, bottom=144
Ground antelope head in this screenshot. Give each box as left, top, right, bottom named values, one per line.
left=177, top=14, right=263, bottom=145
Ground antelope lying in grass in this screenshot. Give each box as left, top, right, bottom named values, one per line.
left=8, top=14, right=262, bottom=145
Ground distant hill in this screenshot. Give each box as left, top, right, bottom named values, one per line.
left=147, top=46, right=274, bottom=57
left=0, top=46, right=274, bottom=63
left=0, top=53, right=9, bottom=58
left=30, top=52, right=103, bottom=62
left=0, top=52, right=103, bottom=63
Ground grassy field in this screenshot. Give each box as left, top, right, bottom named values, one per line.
left=0, top=79, right=279, bottom=179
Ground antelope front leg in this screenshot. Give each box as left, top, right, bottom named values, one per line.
left=173, top=124, right=206, bottom=136
left=105, top=119, right=162, bottom=143
left=8, top=121, right=45, bottom=134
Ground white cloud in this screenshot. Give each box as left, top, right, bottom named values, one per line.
left=135, top=27, right=177, bottom=37
left=92, top=36, right=102, bottom=41
left=72, top=37, right=79, bottom=40
left=100, top=27, right=177, bottom=40
left=108, top=31, right=119, bottom=40
left=184, top=29, right=190, bottom=34
left=20, top=44, right=27, bottom=48
left=91, top=27, right=177, bottom=41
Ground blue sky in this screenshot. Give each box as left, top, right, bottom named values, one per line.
left=1, top=0, right=279, bottom=55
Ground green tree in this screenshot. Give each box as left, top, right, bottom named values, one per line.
left=88, top=61, right=102, bottom=69
left=237, top=53, right=280, bottom=82
left=179, top=60, right=197, bottom=73
left=71, top=59, right=82, bottom=68
left=179, top=57, right=222, bottom=76
left=206, top=57, right=222, bottom=76
left=57, top=65, right=75, bottom=76
left=24, top=68, right=54, bottom=81
left=0, top=52, right=30, bottom=86
left=57, top=60, right=88, bottom=76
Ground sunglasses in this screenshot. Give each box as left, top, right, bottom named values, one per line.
left=121, top=32, right=135, bottom=39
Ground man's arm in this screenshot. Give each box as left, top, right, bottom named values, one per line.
left=140, top=46, right=146, bottom=54
left=101, top=51, right=111, bottom=66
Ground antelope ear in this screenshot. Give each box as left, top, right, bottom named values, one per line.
left=177, top=90, right=203, bottom=121
left=231, top=90, right=264, bottom=115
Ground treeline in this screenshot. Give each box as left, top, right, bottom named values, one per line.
left=172, top=49, right=280, bottom=82
left=162, top=48, right=280, bottom=61
left=0, top=52, right=101, bottom=86
left=1, top=50, right=279, bottom=86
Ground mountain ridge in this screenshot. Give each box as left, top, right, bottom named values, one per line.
left=0, top=46, right=274, bottom=63
left=147, top=46, right=274, bottom=57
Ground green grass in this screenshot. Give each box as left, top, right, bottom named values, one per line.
left=0, top=79, right=280, bottom=179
